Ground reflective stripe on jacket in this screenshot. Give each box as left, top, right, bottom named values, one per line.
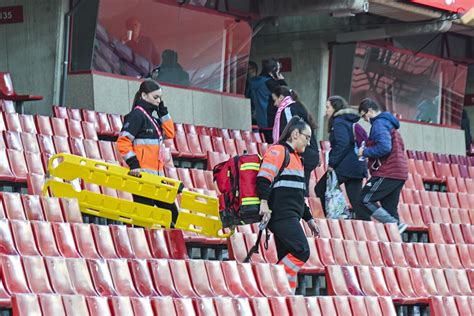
left=117, top=100, right=175, bottom=172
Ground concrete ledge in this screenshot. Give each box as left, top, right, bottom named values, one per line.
left=66, top=72, right=251, bottom=130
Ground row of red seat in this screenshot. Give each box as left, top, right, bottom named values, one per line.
left=164, top=133, right=268, bottom=161
left=406, top=149, right=474, bottom=167
left=327, top=265, right=473, bottom=305
left=52, top=106, right=122, bottom=137
left=407, top=158, right=473, bottom=181
left=229, top=233, right=473, bottom=271
left=235, top=219, right=402, bottom=243
left=429, top=223, right=474, bottom=245
left=0, top=112, right=99, bottom=140
left=52, top=105, right=267, bottom=143
left=0, top=193, right=82, bottom=223
left=0, top=255, right=293, bottom=301
left=399, top=204, right=474, bottom=229
left=321, top=139, right=474, bottom=167
left=0, top=218, right=193, bottom=260
left=11, top=293, right=398, bottom=316
left=401, top=189, right=474, bottom=209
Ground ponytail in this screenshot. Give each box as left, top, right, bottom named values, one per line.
left=132, top=79, right=161, bottom=108
left=278, top=116, right=309, bottom=145
left=273, top=86, right=317, bottom=130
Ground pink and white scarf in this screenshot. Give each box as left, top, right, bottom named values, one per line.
left=273, top=96, right=295, bottom=144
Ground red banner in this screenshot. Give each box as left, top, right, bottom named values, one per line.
left=0, top=6, right=23, bottom=25
left=411, top=0, right=473, bottom=13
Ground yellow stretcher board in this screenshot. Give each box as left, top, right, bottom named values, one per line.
left=45, top=153, right=231, bottom=238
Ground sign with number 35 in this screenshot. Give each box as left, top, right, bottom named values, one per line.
left=0, top=6, right=24, bottom=25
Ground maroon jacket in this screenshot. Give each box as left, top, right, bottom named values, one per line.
left=364, top=112, right=408, bottom=181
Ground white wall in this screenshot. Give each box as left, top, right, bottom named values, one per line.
left=0, top=0, right=68, bottom=115
left=359, top=119, right=466, bottom=156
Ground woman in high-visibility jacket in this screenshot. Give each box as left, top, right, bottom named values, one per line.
left=117, top=79, right=178, bottom=225
left=256, top=116, right=319, bottom=293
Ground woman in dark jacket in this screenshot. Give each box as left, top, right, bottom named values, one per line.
left=314, top=95, right=368, bottom=218
left=271, top=86, right=320, bottom=195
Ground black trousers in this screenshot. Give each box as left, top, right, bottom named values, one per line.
left=268, top=217, right=310, bottom=263
left=133, top=194, right=179, bottom=227
left=358, top=177, right=405, bottom=221
left=314, top=172, right=365, bottom=219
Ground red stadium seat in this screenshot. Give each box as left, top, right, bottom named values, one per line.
left=62, top=295, right=90, bottom=316
left=11, top=220, right=40, bottom=256
left=66, top=108, right=82, bottom=121
left=69, top=137, right=86, bottom=157
left=21, top=132, right=40, bottom=153
left=71, top=223, right=101, bottom=259
left=149, top=259, right=179, bottom=296
left=4, top=113, right=22, bottom=132
left=177, top=168, right=194, bottom=189
left=66, top=258, right=98, bottom=296
left=168, top=259, right=197, bottom=297
left=66, top=119, right=84, bottom=138
left=82, top=121, right=99, bottom=140
left=110, top=225, right=134, bottom=258
left=97, top=140, right=116, bottom=161
left=53, top=135, right=71, bottom=154
left=107, top=258, right=139, bottom=297
left=19, top=114, right=37, bottom=134
left=252, top=263, right=280, bottom=296
left=31, top=221, right=61, bottom=257
left=129, top=259, right=158, bottom=297
left=87, top=259, right=117, bottom=296
left=174, top=132, right=194, bottom=159
left=318, top=297, right=337, bottom=315
left=82, top=109, right=99, bottom=129
left=108, top=114, right=123, bottom=135
left=43, top=256, right=76, bottom=294
left=21, top=256, right=53, bottom=294
left=203, top=261, right=232, bottom=296
left=41, top=196, right=64, bottom=222
left=38, top=295, right=68, bottom=315
left=151, top=296, right=177, bottom=315
left=186, top=134, right=206, bottom=159
left=187, top=260, right=215, bottom=297
left=86, top=296, right=111, bottom=316
left=52, top=222, right=80, bottom=258
left=53, top=105, right=68, bottom=119
left=92, top=224, right=118, bottom=258
left=326, top=265, right=364, bottom=296
left=127, top=227, right=152, bottom=259
left=51, top=117, right=68, bottom=137
left=146, top=229, right=171, bottom=258
left=21, top=194, right=44, bottom=221
left=59, top=198, right=83, bottom=223
left=83, top=139, right=102, bottom=160
left=11, top=294, right=42, bottom=315
left=220, top=260, right=252, bottom=297
left=4, top=130, right=23, bottom=150
left=7, top=149, right=28, bottom=182
left=37, top=134, right=56, bottom=155
left=96, top=112, right=114, bottom=136
left=2, top=192, right=26, bottom=220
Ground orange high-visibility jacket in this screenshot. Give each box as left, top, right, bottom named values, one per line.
left=117, top=101, right=175, bottom=174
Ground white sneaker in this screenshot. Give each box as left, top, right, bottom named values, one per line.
left=398, top=222, right=408, bottom=234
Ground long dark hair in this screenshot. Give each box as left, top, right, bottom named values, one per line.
left=273, top=86, right=317, bottom=130
left=278, top=116, right=309, bottom=145
left=132, top=79, right=161, bottom=108
left=327, top=95, right=349, bottom=133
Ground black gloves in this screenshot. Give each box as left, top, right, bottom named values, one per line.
left=157, top=101, right=168, bottom=118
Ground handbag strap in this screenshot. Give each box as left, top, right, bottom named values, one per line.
left=135, top=106, right=162, bottom=139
